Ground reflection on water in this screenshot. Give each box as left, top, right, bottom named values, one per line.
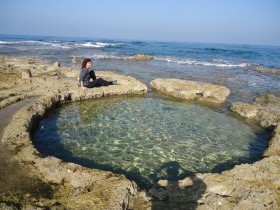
left=33, top=96, right=269, bottom=188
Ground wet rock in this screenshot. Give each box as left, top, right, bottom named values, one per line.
left=249, top=65, right=280, bottom=75
left=150, top=78, right=230, bottom=104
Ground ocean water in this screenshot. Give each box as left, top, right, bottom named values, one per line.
left=1, top=34, right=280, bottom=103
left=1, top=34, right=278, bottom=188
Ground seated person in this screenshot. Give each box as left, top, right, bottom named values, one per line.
left=79, top=58, right=117, bottom=90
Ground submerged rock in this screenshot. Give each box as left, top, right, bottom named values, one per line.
left=150, top=78, right=230, bottom=104
left=71, top=56, right=78, bottom=64
left=132, top=54, right=154, bottom=61
left=249, top=65, right=280, bottom=75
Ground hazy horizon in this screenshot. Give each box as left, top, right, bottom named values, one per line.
left=0, top=0, right=279, bottom=46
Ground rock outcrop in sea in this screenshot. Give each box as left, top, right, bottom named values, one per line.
left=132, top=54, right=154, bottom=61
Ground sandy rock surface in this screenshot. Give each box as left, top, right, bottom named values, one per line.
left=0, top=56, right=147, bottom=209
left=150, top=78, right=230, bottom=104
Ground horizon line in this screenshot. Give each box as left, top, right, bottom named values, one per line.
left=0, top=33, right=279, bottom=48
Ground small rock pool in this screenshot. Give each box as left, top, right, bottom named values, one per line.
left=33, top=95, right=270, bottom=188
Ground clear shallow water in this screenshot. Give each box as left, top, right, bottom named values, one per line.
left=33, top=96, right=269, bottom=188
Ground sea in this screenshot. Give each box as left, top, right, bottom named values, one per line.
left=1, top=34, right=280, bottom=188
left=0, top=34, right=279, bottom=103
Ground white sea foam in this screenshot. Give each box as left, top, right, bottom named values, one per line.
left=76, top=42, right=101, bottom=48
left=0, top=40, right=46, bottom=45
left=75, top=42, right=125, bottom=48
left=50, top=43, right=71, bottom=49
left=154, top=56, right=249, bottom=68
left=96, top=42, right=124, bottom=47
left=76, top=52, right=128, bottom=60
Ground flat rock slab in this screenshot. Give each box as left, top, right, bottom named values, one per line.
left=150, top=78, right=230, bottom=104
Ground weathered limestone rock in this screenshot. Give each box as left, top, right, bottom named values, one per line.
left=264, top=124, right=280, bottom=157
left=0, top=94, right=28, bottom=109
left=231, top=102, right=259, bottom=119
left=150, top=78, right=230, bottom=104
left=0, top=56, right=148, bottom=209
left=53, top=61, right=61, bottom=67
left=21, top=69, right=32, bottom=79
left=0, top=56, right=148, bottom=109
left=231, top=94, right=280, bottom=156
left=231, top=94, right=280, bottom=129
left=132, top=54, right=154, bottom=61
left=0, top=93, right=140, bottom=209
left=1, top=56, right=280, bottom=209
left=131, top=156, right=280, bottom=210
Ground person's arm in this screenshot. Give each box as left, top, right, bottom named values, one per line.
left=81, top=81, right=87, bottom=90
left=79, top=69, right=88, bottom=90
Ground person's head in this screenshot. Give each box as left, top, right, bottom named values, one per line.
left=81, top=58, right=92, bottom=69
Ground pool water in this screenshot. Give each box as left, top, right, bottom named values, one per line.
left=33, top=96, right=269, bottom=188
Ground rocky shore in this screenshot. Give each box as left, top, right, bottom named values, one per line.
left=132, top=93, right=280, bottom=210
left=0, top=56, right=146, bottom=209
left=0, top=56, right=280, bottom=209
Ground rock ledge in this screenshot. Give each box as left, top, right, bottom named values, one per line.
left=150, top=78, right=230, bottom=104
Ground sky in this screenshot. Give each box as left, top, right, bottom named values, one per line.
left=0, top=0, right=279, bottom=46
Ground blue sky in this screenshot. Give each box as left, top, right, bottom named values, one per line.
left=0, top=0, right=279, bottom=45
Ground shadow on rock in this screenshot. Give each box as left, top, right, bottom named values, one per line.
left=148, top=161, right=206, bottom=210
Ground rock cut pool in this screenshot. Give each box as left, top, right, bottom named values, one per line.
left=33, top=96, right=269, bottom=188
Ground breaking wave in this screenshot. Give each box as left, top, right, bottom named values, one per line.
left=75, top=42, right=125, bottom=48
left=0, top=40, right=125, bottom=49
left=154, top=56, right=249, bottom=67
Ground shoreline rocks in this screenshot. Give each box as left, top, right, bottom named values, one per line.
left=1, top=94, right=139, bottom=209
left=0, top=56, right=147, bottom=209
left=150, top=78, right=230, bottom=104
left=131, top=94, right=280, bottom=209
left=1, top=56, right=280, bottom=209
left=231, top=94, right=280, bottom=157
